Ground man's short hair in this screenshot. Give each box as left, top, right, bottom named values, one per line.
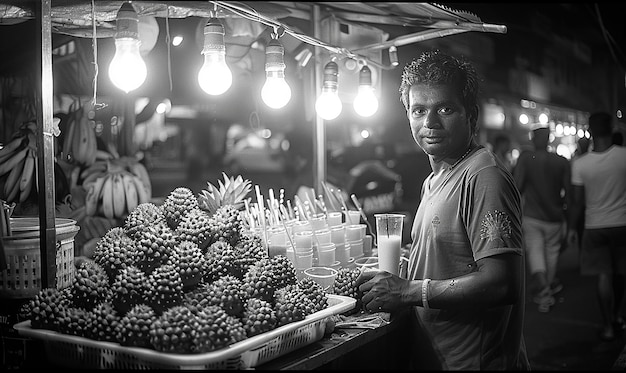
left=588, top=112, right=612, bottom=138
left=399, top=50, right=480, bottom=131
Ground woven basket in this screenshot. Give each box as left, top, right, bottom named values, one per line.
left=0, top=218, right=79, bottom=299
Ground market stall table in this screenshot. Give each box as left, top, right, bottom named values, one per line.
left=256, top=309, right=412, bottom=370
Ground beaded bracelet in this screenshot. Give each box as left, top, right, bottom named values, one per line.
left=422, top=278, right=431, bottom=309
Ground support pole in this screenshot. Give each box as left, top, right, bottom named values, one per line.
left=35, top=0, right=57, bottom=288
left=312, top=4, right=326, bottom=194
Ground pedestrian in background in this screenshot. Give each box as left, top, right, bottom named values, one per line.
left=357, top=50, right=530, bottom=370
left=492, top=134, right=515, bottom=173
left=567, top=111, right=626, bottom=341
left=514, top=126, right=570, bottom=312
left=570, top=136, right=590, bottom=248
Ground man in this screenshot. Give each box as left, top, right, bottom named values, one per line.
left=568, top=112, right=626, bottom=341
left=514, top=126, right=570, bottom=312
left=492, top=134, right=514, bottom=172
left=358, top=50, right=529, bottom=370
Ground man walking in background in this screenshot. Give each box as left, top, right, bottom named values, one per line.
left=568, top=112, right=626, bottom=341
left=514, top=126, right=570, bottom=312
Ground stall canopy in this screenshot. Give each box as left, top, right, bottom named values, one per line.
left=0, top=2, right=506, bottom=58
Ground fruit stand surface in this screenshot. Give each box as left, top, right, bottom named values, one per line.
left=256, top=310, right=412, bottom=370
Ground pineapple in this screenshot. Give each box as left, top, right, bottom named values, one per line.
left=198, top=173, right=252, bottom=246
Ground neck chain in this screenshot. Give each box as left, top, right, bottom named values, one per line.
left=449, top=145, right=475, bottom=170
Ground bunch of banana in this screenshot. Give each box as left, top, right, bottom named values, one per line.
left=84, top=169, right=149, bottom=220
left=0, top=124, right=38, bottom=204
left=62, top=104, right=97, bottom=167
left=79, top=155, right=151, bottom=193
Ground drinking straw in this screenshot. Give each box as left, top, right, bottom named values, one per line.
left=255, top=185, right=269, bottom=254
left=269, top=188, right=277, bottom=210
left=386, top=219, right=389, bottom=238
left=281, top=217, right=297, bottom=252
left=350, top=194, right=376, bottom=242
left=304, top=190, right=317, bottom=215
left=294, top=195, right=310, bottom=220
left=286, top=200, right=295, bottom=219
left=244, top=199, right=255, bottom=230
left=321, top=181, right=339, bottom=211
left=335, top=188, right=354, bottom=224
left=317, top=194, right=328, bottom=215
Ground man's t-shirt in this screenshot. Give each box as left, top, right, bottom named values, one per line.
left=571, top=145, right=626, bottom=228
left=514, top=150, right=570, bottom=222
left=407, top=147, right=529, bottom=370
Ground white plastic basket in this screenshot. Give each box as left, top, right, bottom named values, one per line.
left=13, top=294, right=356, bottom=369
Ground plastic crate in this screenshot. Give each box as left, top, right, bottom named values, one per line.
left=1, top=218, right=79, bottom=298
left=13, top=294, right=356, bottom=369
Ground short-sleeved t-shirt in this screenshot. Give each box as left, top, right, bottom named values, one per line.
left=514, top=150, right=570, bottom=222
left=407, top=147, right=528, bottom=370
left=571, top=145, right=626, bottom=229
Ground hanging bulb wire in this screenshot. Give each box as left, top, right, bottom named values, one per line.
left=89, top=0, right=106, bottom=109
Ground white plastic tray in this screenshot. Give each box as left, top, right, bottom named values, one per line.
left=14, top=294, right=356, bottom=369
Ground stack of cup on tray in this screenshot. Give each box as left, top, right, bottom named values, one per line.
left=242, top=186, right=374, bottom=275
left=275, top=209, right=368, bottom=272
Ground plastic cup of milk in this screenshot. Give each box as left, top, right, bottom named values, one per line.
left=375, top=214, right=404, bottom=276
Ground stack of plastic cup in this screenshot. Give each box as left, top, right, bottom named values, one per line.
left=345, top=224, right=366, bottom=259
left=291, top=220, right=312, bottom=236
left=344, top=210, right=361, bottom=225
left=314, top=228, right=331, bottom=245
left=294, top=230, right=313, bottom=270
left=310, top=213, right=328, bottom=232
left=317, top=242, right=336, bottom=266
left=331, top=225, right=350, bottom=266
left=312, top=227, right=330, bottom=266
left=282, top=218, right=298, bottom=238
left=326, top=211, right=343, bottom=227
left=267, top=226, right=287, bottom=258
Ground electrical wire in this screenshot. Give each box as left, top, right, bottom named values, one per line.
left=212, top=0, right=394, bottom=69
left=90, top=0, right=106, bottom=110
left=593, top=3, right=626, bottom=70
left=165, top=5, right=172, bottom=93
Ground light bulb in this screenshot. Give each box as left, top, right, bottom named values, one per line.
left=353, top=65, right=379, bottom=117
left=109, top=2, right=147, bottom=93
left=315, top=61, right=342, bottom=120
left=198, top=18, right=232, bottom=96
left=261, top=39, right=291, bottom=109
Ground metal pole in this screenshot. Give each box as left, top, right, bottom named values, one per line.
left=312, top=4, right=326, bottom=194
left=35, top=0, right=57, bottom=288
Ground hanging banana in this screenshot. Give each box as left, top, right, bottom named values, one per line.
left=18, top=149, right=36, bottom=202
left=0, top=146, right=28, bottom=177
left=121, top=172, right=139, bottom=214
left=100, top=174, right=115, bottom=220
left=111, top=173, right=126, bottom=218
left=84, top=175, right=107, bottom=216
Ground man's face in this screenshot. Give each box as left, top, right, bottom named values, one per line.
left=406, top=83, right=474, bottom=163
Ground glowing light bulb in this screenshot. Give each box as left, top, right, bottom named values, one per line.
left=261, top=39, right=291, bottom=109
left=109, top=2, right=147, bottom=93
left=353, top=65, right=378, bottom=117
left=315, top=61, right=342, bottom=120
left=198, top=18, right=232, bottom=96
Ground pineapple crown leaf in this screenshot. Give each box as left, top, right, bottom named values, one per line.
left=222, top=172, right=231, bottom=188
